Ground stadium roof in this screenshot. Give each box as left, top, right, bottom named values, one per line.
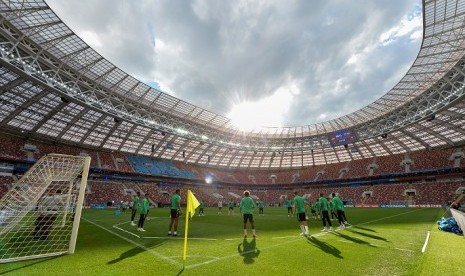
left=1, top=0, right=465, bottom=169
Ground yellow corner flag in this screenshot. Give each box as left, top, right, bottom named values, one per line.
left=182, top=190, right=200, bottom=266
left=186, top=190, right=200, bottom=219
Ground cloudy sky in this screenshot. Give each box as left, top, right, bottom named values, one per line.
left=45, top=0, right=422, bottom=130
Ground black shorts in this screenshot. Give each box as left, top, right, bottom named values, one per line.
left=170, top=209, right=180, bottom=218
left=288, top=207, right=292, bottom=212
left=243, top=214, right=254, bottom=223
left=321, top=210, right=330, bottom=218
left=229, top=207, right=234, bottom=210
left=297, top=212, right=307, bottom=222
left=311, top=210, right=316, bottom=214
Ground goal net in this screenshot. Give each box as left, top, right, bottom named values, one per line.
left=0, top=154, right=91, bottom=263
left=389, top=200, right=411, bottom=206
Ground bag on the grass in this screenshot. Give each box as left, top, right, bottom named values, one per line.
left=437, top=217, right=462, bottom=234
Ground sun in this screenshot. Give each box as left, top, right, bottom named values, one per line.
left=228, top=101, right=272, bottom=131
left=227, top=85, right=297, bottom=131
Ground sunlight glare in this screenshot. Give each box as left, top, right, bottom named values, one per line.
left=227, top=85, right=297, bottom=131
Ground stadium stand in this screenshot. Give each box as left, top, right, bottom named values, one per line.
left=320, top=162, right=345, bottom=180
left=0, top=134, right=27, bottom=161
left=111, top=151, right=135, bottom=173
left=344, top=158, right=373, bottom=179
left=0, top=175, right=12, bottom=198
left=85, top=180, right=132, bottom=206
left=127, top=155, right=195, bottom=178
left=74, top=175, right=463, bottom=208
left=2, top=130, right=465, bottom=206
left=98, top=151, right=118, bottom=171
left=374, top=154, right=404, bottom=176
left=298, top=165, right=322, bottom=182
left=410, top=148, right=455, bottom=171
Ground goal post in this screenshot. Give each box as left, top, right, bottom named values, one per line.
left=69, top=156, right=90, bottom=254
left=0, top=154, right=91, bottom=263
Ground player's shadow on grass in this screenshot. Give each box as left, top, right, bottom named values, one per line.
left=347, top=229, right=389, bottom=242
left=353, top=225, right=376, bottom=232
left=107, top=240, right=164, bottom=265
left=306, top=236, right=343, bottom=259
left=332, top=231, right=377, bottom=247
left=237, top=237, right=260, bottom=264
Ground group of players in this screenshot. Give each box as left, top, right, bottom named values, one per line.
left=129, top=192, right=151, bottom=232
left=128, top=189, right=348, bottom=237
left=289, top=191, right=349, bottom=236
left=129, top=190, right=184, bottom=236
left=216, top=198, right=265, bottom=217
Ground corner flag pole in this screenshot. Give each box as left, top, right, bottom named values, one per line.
left=182, top=190, right=200, bottom=268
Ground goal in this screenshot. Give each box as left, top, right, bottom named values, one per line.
left=389, top=200, right=411, bottom=206
left=0, top=154, right=91, bottom=263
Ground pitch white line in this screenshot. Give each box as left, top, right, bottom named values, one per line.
left=224, top=237, right=249, bottom=241
left=82, top=218, right=181, bottom=267
left=369, top=242, right=414, bottom=253
left=356, top=208, right=425, bottom=226
left=271, top=235, right=302, bottom=239
left=395, top=247, right=414, bottom=253
left=143, top=236, right=217, bottom=241
left=337, top=239, right=354, bottom=243
left=272, top=226, right=352, bottom=240
left=113, top=221, right=131, bottom=227
left=224, top=236, right=271, bottom=241
left=421, top=231, right=431, bottom=253
left=183, top=237, right=218, bottom=241
left=111, top=216, right=165, bottom=227
left=112, top=225, right=140, bottom=238
left=168, top=255, right=220, bottom=260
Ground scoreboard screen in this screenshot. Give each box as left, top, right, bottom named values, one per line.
left=327, top=129, right=358, bottom=147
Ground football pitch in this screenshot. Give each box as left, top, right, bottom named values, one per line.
left=1, top=207, right=464, bottom=276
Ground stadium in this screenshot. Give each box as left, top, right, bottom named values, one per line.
left=0, top=0, right=465, bottom=275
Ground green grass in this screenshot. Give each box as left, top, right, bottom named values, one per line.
left=1, top=207, right=464, bottom=276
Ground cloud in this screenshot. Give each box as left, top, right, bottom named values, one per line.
left=46, top=0, right=423, bottom=127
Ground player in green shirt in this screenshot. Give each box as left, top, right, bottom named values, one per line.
left=319, top=193, right=333, bottom=231
left=329, top=199, right=337, bottom=220
left=239, top=190, right=256, bottom=238
left=332, top=193, right=346, bottom=229
left=228, top=199, right=235, bottom=215
left=336, top=193, right=349, bottom=225
left=257, top=200, right=264, bottom=216
left=130, top=192, right=140, bottom=226
left=168, top=189, right=182, bottom=236
left=310, top=201, right=317, bottom=220
left=313, top=200, right=320, bottom=219
left=198, top=201, right=205, bottom=216
left=293, top=191, right=309, bottom=235
left=137, top=193, right=150, bottom=232
left=286, top=198, right=293, bottom=217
